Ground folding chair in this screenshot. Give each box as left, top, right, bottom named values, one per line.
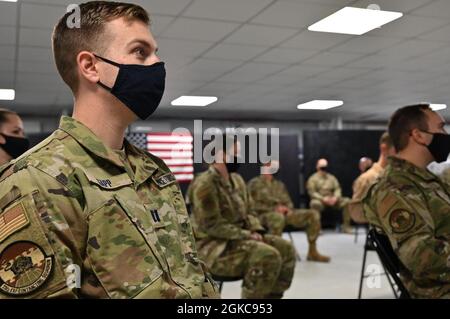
left=368, top=229, right=410, bottom=299
left=358, top=228, right=410, bottom=299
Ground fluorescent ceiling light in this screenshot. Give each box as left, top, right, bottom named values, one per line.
left=171, top=96, right=218, bottom=107
left=430, top=104, right=447, bottom=111
left=297, top=100, right=343, bottom=110
left=0, top=0, right=18, bottom=2
left=0, top=89, right=15, bottom=101
left=308, top=6, right=403, bottom=35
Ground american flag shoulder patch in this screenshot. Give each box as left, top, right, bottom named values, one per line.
left=0, top=202, right=29, bottom=243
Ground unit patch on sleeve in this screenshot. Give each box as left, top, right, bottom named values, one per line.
left=0, top=241, right=53, bottom=296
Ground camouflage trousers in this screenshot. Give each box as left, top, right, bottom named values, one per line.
left=310, top=197, right=351, bottom=227
left=260, top=209, right=321, bottom=242
left=210, top=235, right=295, bottom=299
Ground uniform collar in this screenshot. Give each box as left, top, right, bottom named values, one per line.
left=125, top=140, right=160, bottom=185
left=59, top=116, right=125, bottom=168
left=316, top=171, right=329, bottom=179
left=259, top=175, right=274, bottom=184
left=388, top=156, right=437, bottom=182
left=59, top=116, right=160, bottom=182
left=209, top=166, right=233, bottom=188
left=209, top=166, right=222, bottom=182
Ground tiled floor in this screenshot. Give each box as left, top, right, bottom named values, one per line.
left=220, top=229, right=396, bottom=299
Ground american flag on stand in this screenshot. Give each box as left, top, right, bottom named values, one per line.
left=127, top=132, right=194, bottom=183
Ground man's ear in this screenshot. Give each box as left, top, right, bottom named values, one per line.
left=410, top=128, right=428, bottom=145
left=77, top=51, right=100, bottom=85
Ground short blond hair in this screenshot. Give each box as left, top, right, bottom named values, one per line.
left=52, top=1, right=150, bottom=93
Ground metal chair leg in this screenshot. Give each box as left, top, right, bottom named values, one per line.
left=358, top=236, right=369, bottom=299
left=379, top=263, right=399, bottom=299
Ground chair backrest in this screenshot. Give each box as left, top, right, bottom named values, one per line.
left=368, top=229, right=411, bottom=299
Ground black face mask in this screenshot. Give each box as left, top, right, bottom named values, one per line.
left=94, top=54, right=166, bottom=120
left=319, top=166, right=328, bottom=173
left=226, top=156, right=241, bottom=173
left=0, top=134, right=30, bottom=159
left=422, top=132, right=450, bottom=163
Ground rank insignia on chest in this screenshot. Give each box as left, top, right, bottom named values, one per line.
left=153, top=173, right=176, bottom=188
left=96, top=179, right=112, bottom=188
left=150, top=209, right=161, bottom=223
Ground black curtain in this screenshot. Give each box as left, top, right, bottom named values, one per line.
left=302, top=130, right=385, bottom=198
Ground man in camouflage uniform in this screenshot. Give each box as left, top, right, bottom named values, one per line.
left=247, top=161, right=330, bottom=262
left=364, top=104, right=450, bottom=298
left=189, top=136, right=296, bottom=299
left=0, top=2, right=217, bottom=299
left=306, top=159, right=352, bottom=233
left=349, top=133, right=396, bottom=223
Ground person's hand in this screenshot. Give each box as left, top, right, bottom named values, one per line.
left=276, top=205, right=289, bottom=215
left=322, top=197, right=332, bottom=206
left=329, top=197, right=338, bottom=206
left=250, top=232, right=263, bottom=241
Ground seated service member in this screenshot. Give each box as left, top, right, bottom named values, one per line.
left=306, top=159, right=352, bottom=233
left=0, top=1, right=217, bottom=299
left=189, top=135, right=296, bottom=299
left=248, top=161, right=330, bottom=262
left=364, top=104, right=450, bottom=298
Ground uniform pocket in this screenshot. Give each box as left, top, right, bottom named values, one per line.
left=86, top=198, right=164, bottom=299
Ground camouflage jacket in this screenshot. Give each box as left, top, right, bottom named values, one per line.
left=188, top=166, right=264, bottom=268
left=442, top=168, right=450, bottom=185
left=247, top=175, right=293, bottom=215
left=0, top=116, right=217, bottom=299
left=306, top=171, right=342, bottom=200
left=363, top=157, right=450, bottom=298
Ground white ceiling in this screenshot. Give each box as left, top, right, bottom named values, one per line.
left=1, top=0, right=450, bottom=122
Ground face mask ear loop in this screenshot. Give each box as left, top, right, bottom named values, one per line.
left=93, top=54, right=122, bottom=67
left=93, top=54, right=120, bottom=92
left=97, top=81, right=113, bottom=92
